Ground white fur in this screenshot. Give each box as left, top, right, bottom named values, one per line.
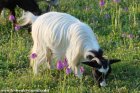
left=19, top=11, right=38, bottom=26
left=92, top=57, right=100, bottom=64
left=98, top=66, right=109, bottom=74
left=100, top=79, right=107, bottom=87
left=84, top=51, right=95, bottom=59
left=24, top=12, right=100, bottom=76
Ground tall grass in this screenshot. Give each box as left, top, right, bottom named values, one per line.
left=0, top=0, right=140, bottom=92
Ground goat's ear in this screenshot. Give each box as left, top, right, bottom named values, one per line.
left=109, top=59, right=121, bottom=64
left=82, top=60, right=101, bottom=68
left=85, top=49, right=103, bottom=60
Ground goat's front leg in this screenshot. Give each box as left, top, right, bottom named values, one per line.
left=67, top=55, right=83, bottom=78
left=75, top=65, right=83, bottom=78
left=46, top=48, right=54, bottom=69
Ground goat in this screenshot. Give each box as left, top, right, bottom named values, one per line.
left=0, top=0, right=59, bottom=30
left=0, top=0, right=41, bottom=27
left=21, top=11, right=121, bottom=87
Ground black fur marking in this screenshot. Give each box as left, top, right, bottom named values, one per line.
left=0, top=0, right=42, bottom=28
left=89, top=49, right=103, bottom=59
left=92, top=66, right=112, bottom=87
left=0, top=0, right=42, bottom=15
left=86, top=55, right=94, bottom=60
left=86, top=49, right=103, bottom=61
left=101, top=60, right=108, bottom=69
left=82, top=61, right=101, bottom=68
left=109, top=59, right=121, bottom=64
left=83, top=49, right=121, bottom=87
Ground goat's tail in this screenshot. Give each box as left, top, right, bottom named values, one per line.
left=18, top=11, right=38, bottom=26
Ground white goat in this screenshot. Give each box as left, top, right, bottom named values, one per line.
left=21, top=11, right=120, bottom=87
left=23, top=11, right=99, bottom=75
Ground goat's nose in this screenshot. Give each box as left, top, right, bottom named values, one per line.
left=100, top=80, right=107, bottom=87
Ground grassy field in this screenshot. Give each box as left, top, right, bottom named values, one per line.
left=0, top=0, right=140, bottom=92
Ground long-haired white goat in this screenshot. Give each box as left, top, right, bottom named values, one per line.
left=22, top=11, right=120, bottom=87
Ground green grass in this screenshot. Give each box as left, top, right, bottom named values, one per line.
left=0, top=0, right=140, bottom=92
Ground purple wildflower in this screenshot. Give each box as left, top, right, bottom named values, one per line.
left=63, top=58, right=68, bottom=67
left=31, top=53, right=37, bottom=59
left=9, top=15, right=15, bottom=21
left=57, top=60, right=64, bottom=70
left=15, top=25, right=21, bottom=31
left=113, top=0, right=121, bottom=3
left=66, top=67, right=71, bottom=75
left=99, top=0, right=105, bottom=7
left=80, top=66, right=84, bottom=73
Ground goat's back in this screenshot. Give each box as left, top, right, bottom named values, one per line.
left=32, top=12, right=99, bottom=58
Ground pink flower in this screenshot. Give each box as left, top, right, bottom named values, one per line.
left=57, top=60, right=64, bottom=70
left=63, top=58, right=68, bottom=67
left=66, top=67, right=71, bottom=75
left=15, top=25, right=21, bottom=31
left=80, top=66, right=84, bottom=73
left=99, top=0, right=105, bottom=7
left=31, top=53, right=37, bottom=59
left=9, top=15, right=15, bottom=21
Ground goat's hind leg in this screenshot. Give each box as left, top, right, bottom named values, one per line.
left=44, top=48, right=54, bottom=70
left=30, top=45, right=47, bottom=75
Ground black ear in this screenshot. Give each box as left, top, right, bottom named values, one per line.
left=109, top=59, right=121, bottom=64
left=88, top=49, right=103, bottom=58
left=82, top=60, right=101, bottom=68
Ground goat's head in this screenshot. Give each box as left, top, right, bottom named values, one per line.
left=82, top=49, right=121, bottom=87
